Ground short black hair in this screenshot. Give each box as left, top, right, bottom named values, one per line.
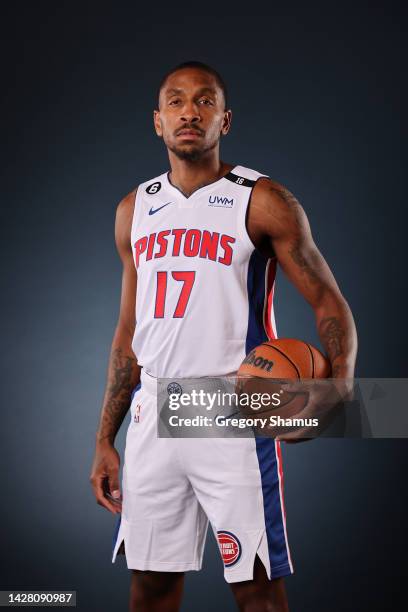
left=157, top=61, right=228, bottom=109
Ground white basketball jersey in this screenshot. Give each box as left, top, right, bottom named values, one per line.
left=130, top=165, right=277, bottom=378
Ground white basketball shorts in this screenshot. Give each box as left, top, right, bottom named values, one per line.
left=111, top=369, right=294, bottom=583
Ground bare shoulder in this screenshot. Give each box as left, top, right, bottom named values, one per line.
left=115, top=188, right=138, bottom=258
left=249, top=176, right=309, bottom=240
left=252, top=176, right=303, bottom=215
left=116, top=188, right=138, bottom=222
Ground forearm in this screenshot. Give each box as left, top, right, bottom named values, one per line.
left=314, top=292, right=358, bottom=378
left=96, top=326, right=141, bottom=444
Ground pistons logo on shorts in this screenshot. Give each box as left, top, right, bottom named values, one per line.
left=217, top=530, right=242, bottom=567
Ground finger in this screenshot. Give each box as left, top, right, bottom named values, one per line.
left=91, top=475, right=121, bottom=514
left=107, top=468, right=122, bottom=501
left=277, top=435, right=308, bottom=443
left=279, top=380, right=304, bottom=394
left=277, top=425, right=311, bottom=442
left=102, top=475, right=123, bottom=511
left=96, top=491, right=121, bottom=514
left=281, top=438, right=314, bottom=444
left=105, top=491, right=123, bottom=512
left=280, top=378, right=316, bottom=391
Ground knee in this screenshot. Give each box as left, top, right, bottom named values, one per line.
left=235, top=591, right=288, bottom=612
left=132, top=571, right=178, bottom=597
left=130, top=570, right=183, bottom=611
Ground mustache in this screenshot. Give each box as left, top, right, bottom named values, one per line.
left=175, top=125, right=205, bottom=136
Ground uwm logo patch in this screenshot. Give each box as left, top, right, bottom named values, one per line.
left=208, top=195, right=234, bottom=208
left=217, top=530, right=242, bottom=567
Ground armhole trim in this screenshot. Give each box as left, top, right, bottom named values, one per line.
left=242, top=176, right=277, bottom=259
left=130, top=187, right=140, bottom=250
left=224, top=171, right=256, bottom=188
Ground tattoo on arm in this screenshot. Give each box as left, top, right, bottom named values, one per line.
left=268, top=184, right=301, bottom=216
left=98, top=347, right=138, bottom=442
left=331, top=364, right=341, bottom=378
left=268, top=184, right=322, bottom=286
left=288, top=240, right=321, bottom=285
left=319, top=316, right=345, bottom=365
left=267, top=183, right=354, bottom=379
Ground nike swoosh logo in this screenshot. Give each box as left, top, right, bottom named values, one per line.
left=149, top=202, right=173, bottom=215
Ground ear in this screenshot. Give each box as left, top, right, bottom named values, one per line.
left=221, top=109, right=232, bottom=136
left=153, top=110, right=163, bottom=137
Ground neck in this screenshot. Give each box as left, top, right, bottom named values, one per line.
left=167, top=151, right=234, bottom=198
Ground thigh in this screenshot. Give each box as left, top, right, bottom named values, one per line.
left=183, top=436, right=294, bottom=583
left=112, top=386, right=209, bottom=572
left=229, top=556, right=289, bottom=612
left=130, top=570, right=185, bottom=612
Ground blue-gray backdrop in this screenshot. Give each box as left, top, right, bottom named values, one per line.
left=1, top=4, right=407, bottom=611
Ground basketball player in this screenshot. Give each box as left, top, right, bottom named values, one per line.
left=90, top=61, right=357, bottom=611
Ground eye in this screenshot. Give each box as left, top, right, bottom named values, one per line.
left=198, top=98, right=213, bottom=106
left=169, top=98, right=180, bottom=106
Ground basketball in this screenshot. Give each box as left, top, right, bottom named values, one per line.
left=238, top=338, right=331, bottom=379
left=236, top=339, right=331, bottom=420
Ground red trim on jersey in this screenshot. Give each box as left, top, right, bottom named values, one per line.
left=263, top=258, right=277, bottom=340
left=276, top=440, right=287, bottom=520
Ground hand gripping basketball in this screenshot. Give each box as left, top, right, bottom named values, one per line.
left=236, top=338, right=333, bottom=442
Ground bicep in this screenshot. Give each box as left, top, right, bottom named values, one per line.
left=117, top=253, right=137, bottom=337
left=264, top=183, right=341, bottom=308
left=273, top=228, right=340, bottom=308
left=114, top=191, right=137, bottom=337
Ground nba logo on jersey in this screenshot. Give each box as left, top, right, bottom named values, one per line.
left=133, top=404, right=141, bottom=423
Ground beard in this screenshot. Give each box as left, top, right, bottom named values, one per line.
left=167, top=139, right=217, bottom=162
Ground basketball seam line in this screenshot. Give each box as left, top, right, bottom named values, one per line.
left=260, top=343, right=301, bottom=378
left=305, top=343, right=315, bottom=378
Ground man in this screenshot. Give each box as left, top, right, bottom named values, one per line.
left=90, top=61, right=357, bottom=611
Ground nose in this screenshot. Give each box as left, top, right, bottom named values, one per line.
left=180, top=100, right=200, bottom=123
